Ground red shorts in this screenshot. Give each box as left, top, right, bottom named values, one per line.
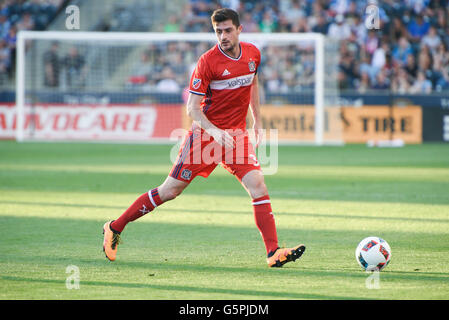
left=169, top=127, right=261, bottom=183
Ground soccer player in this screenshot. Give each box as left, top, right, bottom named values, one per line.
left=102, top=8, right=305, bottom=268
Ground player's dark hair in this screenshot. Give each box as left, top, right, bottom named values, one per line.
left=211, top=8, right=240, bottom=28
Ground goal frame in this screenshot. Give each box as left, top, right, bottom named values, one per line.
left=16, top=31, right=328, bottom=144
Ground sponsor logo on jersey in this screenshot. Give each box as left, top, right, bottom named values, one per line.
left=210, top=73, right=254, bottom=90
left=248, top=60, right=256, bottom=72
left=192, top=78, right=201, bottom=89
left=227, top=76, right=253, bottom=88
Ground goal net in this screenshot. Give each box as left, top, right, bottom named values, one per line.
left=15, top=31, right=342, bottom=145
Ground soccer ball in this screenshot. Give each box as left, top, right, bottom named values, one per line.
left=355, top=236, right=391, bottom=271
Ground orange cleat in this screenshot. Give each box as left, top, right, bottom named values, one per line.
left=267, top=244, right=306, bottom=268
left=102, top=221, right=121, bottom=261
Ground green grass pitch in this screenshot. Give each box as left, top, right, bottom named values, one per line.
left=0, top=141, right=448, bottom=300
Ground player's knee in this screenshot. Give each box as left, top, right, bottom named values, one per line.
left=250, top=179, right=268, bottom=199
left=242, top=170, right=268, bottom=198
left=163, top=186, right=183, bottom=201
left=158, top=177, right=188, bottom=202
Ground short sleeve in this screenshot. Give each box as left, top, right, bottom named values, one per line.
left=189, top=54, right=212, bottom=96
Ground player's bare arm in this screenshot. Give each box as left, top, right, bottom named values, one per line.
left=186, top=92, right=235, bottom=149
left=249, top=74, right=262, bottom=148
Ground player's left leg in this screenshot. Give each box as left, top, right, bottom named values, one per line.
left=239, top=169, right=306, bottom=267
left=110, top=176, right=188, bottom=233
left=103, top=176, right=189, bottom=261
left=103, top=128, right=218, bottom=261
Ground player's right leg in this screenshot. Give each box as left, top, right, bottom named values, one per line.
left=103, top=127, right=220, bottom=261
left=239, top=170, right=306, bottom=267
left=103, top=176, right=188, bottom=261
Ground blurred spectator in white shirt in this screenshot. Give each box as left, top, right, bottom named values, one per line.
left=16, top=12, right=35, bottom=31
left=328, top=14, right=351, bottom=41
left=219, top=0, right=240, bottom=12
left=156, top=67, right=180, bottom=93
left=410, top=70, right=432, bottom=93
left=421, top=26, right=441, bottom=54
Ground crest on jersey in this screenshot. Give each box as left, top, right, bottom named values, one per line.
left=181, top=169, right=192, bottom=180
left=248, top=61, right=256, bottom=72
left=192, top=78, right=201, bottom=89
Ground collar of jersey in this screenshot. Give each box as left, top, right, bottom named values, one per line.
left=217, top=43, right=242, bottom=61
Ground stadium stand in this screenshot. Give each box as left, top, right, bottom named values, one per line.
left=1, top=0, right=448, bottom=95
left=0, top=0, right=170, bottom=88
left=0, top=0, right=66, bottom=86
left=173, top=0, right=449, bottom=94
left=121, top=0, right=449, bottom=95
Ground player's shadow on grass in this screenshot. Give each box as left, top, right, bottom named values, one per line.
left=1, top=200, right=448, bottom=224
left=4, top=249, right=448, bottom=284
left=0, top=200, right=124, bottom=210
left=2, top=167, right=448, bottom=205
left=2, top=216, right=448, bottom=283
left=0, top=275, right=368, bottom=300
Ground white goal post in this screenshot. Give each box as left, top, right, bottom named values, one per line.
left=15, top=31, right=342, bottom=145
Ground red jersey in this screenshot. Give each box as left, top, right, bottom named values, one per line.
left=189, top=41, right=261, bottom=130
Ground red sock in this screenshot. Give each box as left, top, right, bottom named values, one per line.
left=111, top=188, right=163, bottom=233
left=252, top=195, right=278, bottom=254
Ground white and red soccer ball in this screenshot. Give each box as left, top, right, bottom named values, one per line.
left=355, top=236, right=391, bottom=271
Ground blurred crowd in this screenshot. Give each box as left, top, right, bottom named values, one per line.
left=154, top=0, right=449, bottom=94
left=127, top=40, right=318, bottom=96
left=0, top=0, right=64, bottom=85
left=1, top=0, right=449, bottom=95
